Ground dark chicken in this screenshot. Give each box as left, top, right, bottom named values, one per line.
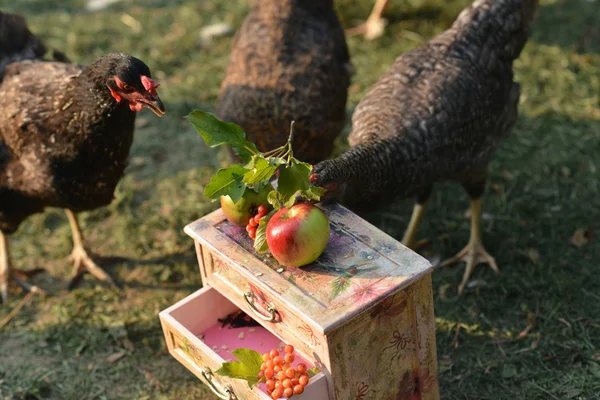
left=217, top=0, right=351, bottom=165
left=0, top=12, right=165, bottom=302
left=312, top=0, right=538, bottom=294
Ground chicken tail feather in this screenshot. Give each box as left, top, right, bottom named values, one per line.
left=450, top=0, right=539, bottom=65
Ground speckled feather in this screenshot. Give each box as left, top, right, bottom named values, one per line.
left=312, top=0, right=538, bottom=212
left=0, top=13, right=147, bottom=233
left=216, top=0, right=351, bottom=165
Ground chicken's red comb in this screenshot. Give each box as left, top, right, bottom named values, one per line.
left=140, top=75, right=160, bottom=91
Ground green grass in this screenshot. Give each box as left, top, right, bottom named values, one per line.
left=0, top=0, right=599, bottom=399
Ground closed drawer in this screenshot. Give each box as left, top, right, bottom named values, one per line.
left=159, top=286, right=330, bottom=400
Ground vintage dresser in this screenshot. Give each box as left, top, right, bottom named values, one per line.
left=159, top=203, right=440, bottom=400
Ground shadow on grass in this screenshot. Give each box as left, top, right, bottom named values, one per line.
left=0, top=314, right=213, bottom=399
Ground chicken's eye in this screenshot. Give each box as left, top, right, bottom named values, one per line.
left=121, top=83, right=132, bottom=91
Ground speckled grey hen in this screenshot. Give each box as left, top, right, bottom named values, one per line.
left=0, top=11, right=165, bottom=302
left=311, top=0, right=539, bottom=294
left=217, top=0, right=351, bottom=165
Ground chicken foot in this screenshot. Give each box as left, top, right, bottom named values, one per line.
left=65, top=209, right=115, bottom=290
left=346, top=0, right=391, bottom=40
left=440, top=197, right=499, bottom=294
left=0, top=231, right=45, bottom=303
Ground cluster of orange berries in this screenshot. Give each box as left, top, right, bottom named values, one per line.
left=258, top=345, right=310, bottom=399
left=246, top=205, right=269, bottom=240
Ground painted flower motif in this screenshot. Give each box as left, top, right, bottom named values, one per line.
left=356, top=233, right=372, bottom=245
left=212, top=255, right=230, bottom=271
left=395, top=370, right=415, bottom=400
left=400, top=367, right=438, bottom=399
left=415, top=368, right=438, bottom=394
left=331, top=204, right=352, bottom=216
left=319, top=230, right=355, bottom=262
left=180, top=337, right=203, bottom=365
left=247, top=282, right=269, bottom=307
left=376, top=241, right=398, bottom=254
left=359, top=251, right=380, bottom=261
left=297, top=321, right=320, bottom=346
left=349, top=280, right=392, bottom=306
left=370, top=293, right=408, bottom=327
left=286, top=266, right=318, bottom=284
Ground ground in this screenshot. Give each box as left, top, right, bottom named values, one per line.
left=0, top=0, right=599, bottom=399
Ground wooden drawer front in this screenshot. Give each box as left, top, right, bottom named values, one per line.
left=198, top=245, right=329, bottom=367
left=159, top=286, right=330, bottom=400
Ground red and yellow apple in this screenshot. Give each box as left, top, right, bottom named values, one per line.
left=220, top=184, right=273, bottom=227
left=266, top=203, right=330, bottom=267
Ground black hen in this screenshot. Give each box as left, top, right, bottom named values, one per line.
left=0, top=12, right=165, bottom=302
left=312, top=0, right=538, bottom=294
left=217, top=0, right=351, bottom=165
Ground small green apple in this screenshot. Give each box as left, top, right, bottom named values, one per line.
left=220, top=184, right=273, bottom=227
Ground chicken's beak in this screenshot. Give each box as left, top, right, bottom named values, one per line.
left=142, top=95, right=166, bottom=117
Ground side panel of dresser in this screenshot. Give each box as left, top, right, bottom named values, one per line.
left=327, top=273, right=440, bottom=400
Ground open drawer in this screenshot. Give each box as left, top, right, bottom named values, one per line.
left=159, top=286, right=330, bottom=400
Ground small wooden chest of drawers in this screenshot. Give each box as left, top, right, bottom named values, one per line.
left=160, top=203, right=440, bottom=400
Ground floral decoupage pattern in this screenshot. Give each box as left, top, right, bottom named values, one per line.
left=328, top=284, right=439, bottom=400
left=185, top=204, right=439, bottom=399
left=216, top=217, right=409, bottom=314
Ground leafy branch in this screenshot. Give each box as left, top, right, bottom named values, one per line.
left=187, top=110, right=327, bottom=253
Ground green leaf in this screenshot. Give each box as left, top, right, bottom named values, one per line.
left=302, top=186, right=326, bottom=201
left=277, top=159, right=325, bottom=205
left=277, top=163, right=311, bottom=202
left=186, top=110, right=258, bottom=163
left=268, top=157, right=287, bottom=167
left=307, top=367, right=320, bottom=377
left=204, top=165, right=249, bottom=203
left=215, top=348, right=264, bottom=388
left=243, top=157, right=277, bottom=184
left=254, top=209, right=276, bottom=254
left=283, top=194, right=297, bottom=210
left=267, top=190, right=281, bottom=210
left=231, top=348, right=263, bottom=371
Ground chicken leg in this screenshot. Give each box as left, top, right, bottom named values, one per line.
left=65, top=209, right=115, bottom=289
left=0, top=231, right=44, bottom=303
left=400, top=188, right=432, bottom=250
left=440, top=197, right=499, bottom=294
left=346, top=0, right=391, bottom=40
left=401, top=203, right=429, bottom=250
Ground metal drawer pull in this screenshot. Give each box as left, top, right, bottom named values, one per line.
left=244, top=291, right=277, bottom=322
left=201, top=368, right=236, bottom=400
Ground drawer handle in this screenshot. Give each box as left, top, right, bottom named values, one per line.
left=244, top=291, right=277, bottom=322
left=201, top=368, right=237, bottom=400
